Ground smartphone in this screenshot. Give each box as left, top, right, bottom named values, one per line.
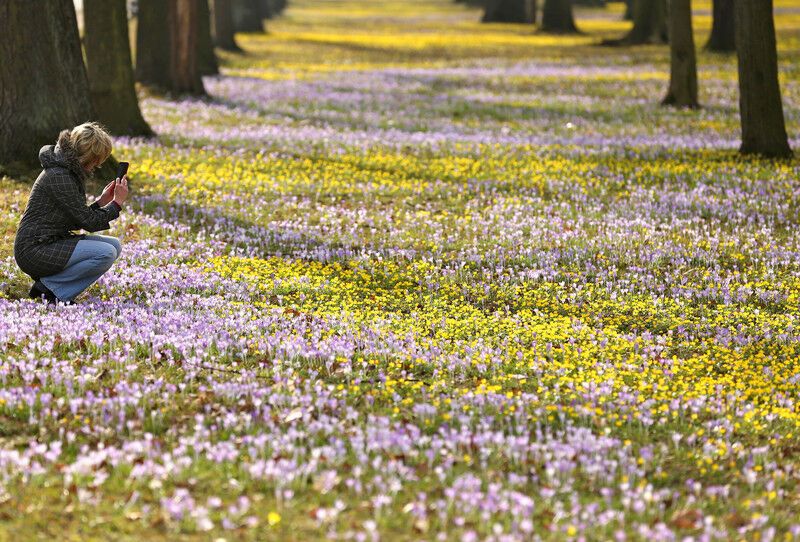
left=116, top=161, right=129, bottom=180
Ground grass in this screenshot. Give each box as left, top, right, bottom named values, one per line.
left=2, top=0, right=800, bottom=540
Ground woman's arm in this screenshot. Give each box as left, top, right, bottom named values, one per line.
left=46, top=173, right=121, bottom=232
left=96, top=180, right=116, bottom=207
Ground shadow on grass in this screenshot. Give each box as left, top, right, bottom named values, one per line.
left=198, top=73, right=632, bottom=130
left=2, top=190, right=362, bottom=302
left=134, top=192, right=368, bottom=263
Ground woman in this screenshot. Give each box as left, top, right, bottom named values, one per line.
left=13, top=122, right=129, bottom=305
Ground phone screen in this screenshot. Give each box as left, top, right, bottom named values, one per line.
left=117, top=161, right=129, bottom=179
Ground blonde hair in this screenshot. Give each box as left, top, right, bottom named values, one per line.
left=70, top=122, right=113, bottom=169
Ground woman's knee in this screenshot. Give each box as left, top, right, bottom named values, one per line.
left=109, top=238, right=122, bottom=258
left=85, top=235, right=122, bottom=258
left=93, top=244, right=118, bottom=268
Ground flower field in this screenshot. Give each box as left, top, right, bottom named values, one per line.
left=2, top=0, right=800, bottom=539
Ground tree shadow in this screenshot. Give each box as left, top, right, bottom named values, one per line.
left=1, top=188, right=369, bottom=302
left=132, top=192, right=371, bottom=264
left=196, top=72, right=634, bottom=133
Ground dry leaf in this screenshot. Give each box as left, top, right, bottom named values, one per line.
left=671, top=509, right=702, bottom=530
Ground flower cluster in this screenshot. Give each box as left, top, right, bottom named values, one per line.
left=1, top=0, right=800, bottom=539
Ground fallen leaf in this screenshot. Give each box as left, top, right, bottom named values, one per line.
left=671, top=509, right=702, bottom=530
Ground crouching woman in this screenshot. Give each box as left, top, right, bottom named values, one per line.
left=13, top=122, right=129, bottom=305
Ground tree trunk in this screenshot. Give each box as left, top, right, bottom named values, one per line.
left=541, top=0, right=578, bottom=33
left=213, top=0, right=241, bottom=51
left=197, top=0, right=220, bottom=75
left=623, top=0, right=634, bottom=20
left=482, top=0, right=536, bottom=23
left=705, top=0, right=735, bottom=52
left=234, top=0, right=266, bottom=32
left=628, top=0, right=668, bottom=43
left=84, top=0, right=153, bottom=136
left=734, top=0, right=791, bottom=157
left=262, top=0, right=274, bottom=19
left=264, top=0, right=288, bottom=18
left=137, top=0, right=207, bottom=95
left=605, top=0, right=668, bottom=44
left=272, top=0, right=288, bottom=15
left=662, top=0, right=698, bottom=107
left=169, top=0, right=207, bottom=95
left=136, top=0, right=172, bottom=88
left=0, top=0, right=95, bottom=168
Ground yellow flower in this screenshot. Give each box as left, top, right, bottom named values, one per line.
left=268, top=511, right=281, bottom=526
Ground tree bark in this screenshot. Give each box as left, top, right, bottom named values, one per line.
left=213, top=0, right=242, bottom=51
left=197, top=0, right=220, bottom=75
left=136, top=0, right=172, bottom=88
left=272, top=0, right=288, bottom=15
left=137, top=0, right=207, bottom=95
left=0, top=0, right=95, bottom=168
left=169, top=0, right=207, bottom=95
left=234, top=0, right=266, bottom=32
left=605, top=0, right=668, bottom=44
left=262, top=0, right=274, bottom=19
left=734, top=0, right=791, bottom=157
left=705, top=0, right=735, bottom=52
left=541, top=0, right=579, bottom=33
left=623, top=0, right=634, bottom=20
left=264, top=0, right=288, bottom=18
left=662, top=0, right=698, bottom=108
left=482, top=0, right=536, bottom=23
left=84, top=0, right=153, bottom=136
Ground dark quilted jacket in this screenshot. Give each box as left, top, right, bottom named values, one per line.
left=13, top=130, right=121, bottom=280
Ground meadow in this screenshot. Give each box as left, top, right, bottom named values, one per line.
left=1, top=0, right=800, bottom=539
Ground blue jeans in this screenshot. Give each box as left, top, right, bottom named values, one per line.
left=40, top=235, right=122, bottom=302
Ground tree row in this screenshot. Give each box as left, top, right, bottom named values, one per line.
left=461, top=0, right=791, bottom=157
left=0, top=0, right=287, bottom=170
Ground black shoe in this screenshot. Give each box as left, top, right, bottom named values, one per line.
left=29, top=281, right=61, bottom=305
left=28, top=283, right=44, bottom=299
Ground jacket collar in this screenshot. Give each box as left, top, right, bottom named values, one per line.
left=39, top=129, right=90, bottom=187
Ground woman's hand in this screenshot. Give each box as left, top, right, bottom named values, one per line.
left=97, top=180, right=116, bottom=207
left=113, top=175, right=129, bottom=206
